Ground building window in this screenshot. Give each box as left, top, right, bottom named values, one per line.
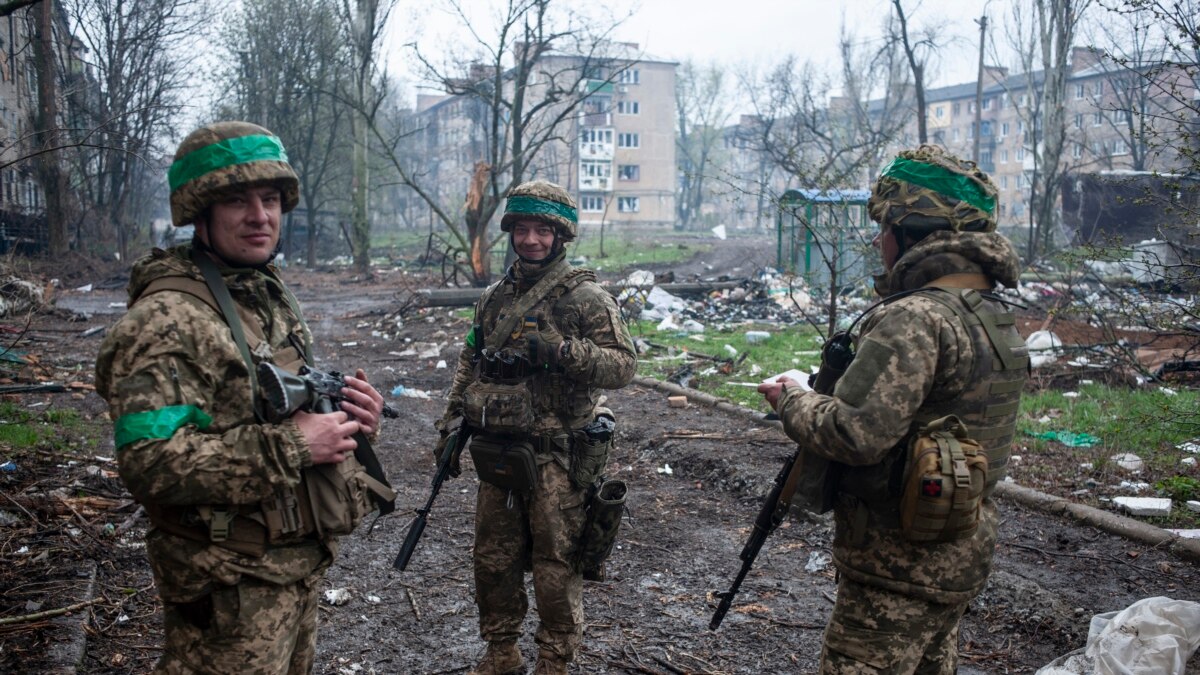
left=1075, top=83, right=1085, bottom=99
left=581, top=128, right=612, bottom=144
left=617, top=100, right=640, bottom=115
left=1093, top=111, right=1103, bottom=126
left=1092, top=141, right=1103, bottom=156
left=1112, top=139, right=1128, bottom=155
left=1074, top=114, right=1082, bottom=129
left=1001, top=176, right=1008, bottom=189
left=981, top=149, right=992, bottom=166
left=952, top=102, right=961, bottom=116
left=617, top=196, right=640, bottom=212
left=1000, top=122, right=1009, bottom=137
left=1113, top=109, right=1131, bottom=124
left=967, top=124, right=974, bottom=140
left=967, top=102, right=976, bottom=114
left=1093, top=81, right=1103, bottom=97
left=580, top=195, right=605, bottom=212
left=581, top=160, right=611, bottom=178
left=1072, top=143, right=1082, bottom=159
left=983, top=97, right=992, bottom=111
left=953, top=128, right=960, bottom=141
left=618, top=69, right=640, bottom=85
left=1019, top=94, right=1028, bottom=107
left=618, top=164, right=640, bottom=181
left=1001, top=149, right=1009, bottom=163
left=1016, top=146, right=1025, bottom=161
left=618, top=132, right=640, bottom=148
left=935, top=105, right=944, bottom=119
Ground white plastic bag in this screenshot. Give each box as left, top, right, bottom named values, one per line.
left=1037, top=597, right=1200, bottom=675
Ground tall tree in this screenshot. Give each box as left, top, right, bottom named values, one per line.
left=889, top=0, right=944, bottom=145
left=217, top=0, right=351, bottom=267
left=372, top=0, right=630, bottom=285
left=33, top=0, right=69, bottom=255
left=675, top=59, right=732, bottom=230
left=63, top=0, right=206, bottom=261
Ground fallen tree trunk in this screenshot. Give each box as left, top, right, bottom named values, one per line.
left=418, top=280, right=748, bottom=307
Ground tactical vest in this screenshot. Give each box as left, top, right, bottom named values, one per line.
left=837, top=283, right=1029, bottom=525
left=466, top=262, right=597, bottom=437
left=131, top=265, right=380, bottom=556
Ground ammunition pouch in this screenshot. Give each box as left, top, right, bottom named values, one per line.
left=295, top=453, right=396, bottom=539
left=469, top=435, right=539, bottom=492
left=899, top=415, right=986, bottom=543
left=579, top=478, right=627, bottom=582
left=143, top=502, right=268, bottom=557
left=462, top=379, right=535, bottom=435
left=569, top=413, right=615, bottom=489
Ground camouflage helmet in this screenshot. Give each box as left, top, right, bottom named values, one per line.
left=500, top=180, right=578, bottom=241
left=868, top=144, right=998, bottom=233
left=168, top=121, right=300, bottom=226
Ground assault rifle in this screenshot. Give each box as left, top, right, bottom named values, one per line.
left=709, top=446, right=803, bottom=630
left=257, top=362, right=398, bottom=514
left=393, top=423, right=473, bottom=571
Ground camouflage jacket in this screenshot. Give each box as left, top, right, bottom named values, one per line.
left=95, top=245, right=326, bottom=600
left=444, top=255, right=636, bottom=437
left=777, top=231, right=1024, bottom=604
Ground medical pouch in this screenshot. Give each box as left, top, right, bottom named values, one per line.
left=469, top=435, right=539, bottom=492
left=462, top=379, right=535, bottom=435
left=899, top=415, right=987, bottom=543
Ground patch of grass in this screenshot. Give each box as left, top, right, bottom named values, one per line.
left=568, top=236, right=710, bottom=274
left=1017, top=384, right=1198, bottom=469
left=631, top=320, right=823, bottom=409
left=0, top=401, right=88, bottom=455
left=1155, top=476, right=1200, bottom=502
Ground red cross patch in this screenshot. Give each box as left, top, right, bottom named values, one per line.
left=922, top=478, right=943, bottom=498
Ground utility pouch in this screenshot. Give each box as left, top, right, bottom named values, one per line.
left=569, top=414, right=615, bottom=489
left=469, top=435, right=539, bottom=492
left=462, top=379, right=535, bottom=435
left=579, top=478, right=627, bottom=582
left=296, top=452, right=396, bottom=539
left=899, top=415, right=986, bottom=543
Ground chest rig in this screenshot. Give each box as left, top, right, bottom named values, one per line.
left=132, top=250, right=394, bottom=556
left=463, top=262, right=595, bottom=437
left=837, top=278, right=1029, bottom=530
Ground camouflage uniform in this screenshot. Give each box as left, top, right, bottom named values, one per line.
left=775, top=146, right=1028, bottom=674
left=96, top=122, right=331, bottom=675
left=442, top=181, right=636, bottom=673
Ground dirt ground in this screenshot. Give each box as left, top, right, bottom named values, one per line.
left=2, top=234, right=1200, bottom=674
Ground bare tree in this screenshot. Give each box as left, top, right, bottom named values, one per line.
left=217, top=0, right=351, bottom=267
left=675, top=59, right=732, bottom=230
left=889, top=0, right=945, bottom=145
left=33, top=0, right=68, bottom=255
left=371, top=0, right=631, bottom=285
left=63, top=0, right=206, bottom=261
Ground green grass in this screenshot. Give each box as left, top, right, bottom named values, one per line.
left=630, top=319, right=824, bottom=409
left=0, top=401, right=88, bottom=454
left=568, top=236, right=710, bottom=274
left=1016, top=384, right=1198, bottom=469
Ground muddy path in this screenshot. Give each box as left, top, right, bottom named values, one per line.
left=8, top=242, right=1200, bottom=674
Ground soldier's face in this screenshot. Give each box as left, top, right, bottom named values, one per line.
left=195, top=186, right=282, bottom=266
left=512, top=220, right=556, bottom=261
left=874, top=224, right=901, bottom=271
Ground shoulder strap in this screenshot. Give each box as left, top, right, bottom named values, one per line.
left=137, top=275, right=268, bottom=349
left=484, top=262, right=576, bottom=351
left=916, top=287, right=1028, bottom=372
left=191, top=250, right=264, bottom=420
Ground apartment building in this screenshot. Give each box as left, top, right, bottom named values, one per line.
left=413, top=46, right=678, bottom=233
left=889, top=47, right=1196, bottom=228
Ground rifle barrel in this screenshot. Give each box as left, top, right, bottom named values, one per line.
left=393, top=513, right=427, bottom=571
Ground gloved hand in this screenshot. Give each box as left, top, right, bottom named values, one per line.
left=433, top=418, right=463, bottom=478
left=529, top=317, right=568, bottom=367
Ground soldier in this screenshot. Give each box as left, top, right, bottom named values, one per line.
left=96, top=121, right=390, bottom=674
left=759, top=145, right=1028, bottom=674
left=437, top=180, right=636, bottom=675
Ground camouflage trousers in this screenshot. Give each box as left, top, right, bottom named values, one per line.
left=474, top=458, right=588, bottom=661
left=155, top=572, right=322, bottom=675
left=820, top=576, right=968, bottom=675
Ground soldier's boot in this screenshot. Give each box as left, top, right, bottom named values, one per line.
left=533, top=650, right=569, bottom=675
left=468, top=641, right=524, bottom=675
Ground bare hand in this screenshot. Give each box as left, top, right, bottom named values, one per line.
left=294, top=410, right=359, bottom=464
left=339, top=368, right=384, bottom=436
left=757, top=376, right=800, bottom=412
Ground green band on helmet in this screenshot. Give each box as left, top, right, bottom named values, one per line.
left=113, top=405, right=213, bottom=449
left=880, top=156, right=996, bottom=214
left=168, top=135, right=290, bottom=192
left=505, top=195, right=578, bottom=224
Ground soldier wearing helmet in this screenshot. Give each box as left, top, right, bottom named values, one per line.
left=759, top=146, right=1028, bottom=673
left=96, top=122, right=388, bottom=673
left=438, top=180, right=635, bottom=675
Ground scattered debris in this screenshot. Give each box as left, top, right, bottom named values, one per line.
left=1112, top=497, right=1171, bottom=517
left=656, top=463, right=673, bottom=475
left=667, top=395, right=688, bottom=408
left=1033, top=431, right=1101, bottom=448
left=324, top=588, right=352, bottom=606
left=1112, top=453, right=1145, bottom=473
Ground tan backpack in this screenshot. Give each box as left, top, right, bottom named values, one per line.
left=899, top=415, right=987, bottom=543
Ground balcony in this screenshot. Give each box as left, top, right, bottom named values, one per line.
left=579, top=175, right=611, bottom=192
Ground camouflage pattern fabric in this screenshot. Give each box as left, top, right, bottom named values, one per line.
left=157, top=568, right=322, bottom=675
left=442, top=254, right=635, bottom=663
left=820, top=576, right=967, bottom=675
left=474, top=460, right=587, bottom=660
left=500, top=180, right=579, bottom=240
left=868, top=144, right=999, bottom=234
left=776, top=229, right=1026, bottom=669
left=95, top=244, right=330, bottom=670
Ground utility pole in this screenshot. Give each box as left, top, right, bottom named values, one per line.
left=973, top=13, right=987, bottom=164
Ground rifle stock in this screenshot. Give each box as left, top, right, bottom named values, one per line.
left=393, top=424, right=473, bottom=571
left=710, top=447, right=800, bottom=630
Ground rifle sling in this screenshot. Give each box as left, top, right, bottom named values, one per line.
left=485, top=262, right=575, bottom=351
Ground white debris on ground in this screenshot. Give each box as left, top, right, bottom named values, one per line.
left=1112, top=497, right=1172, bottom=517
left=324, top=588, right=353, bottom=606
left=1036, top=597, right=1200, bottom=675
